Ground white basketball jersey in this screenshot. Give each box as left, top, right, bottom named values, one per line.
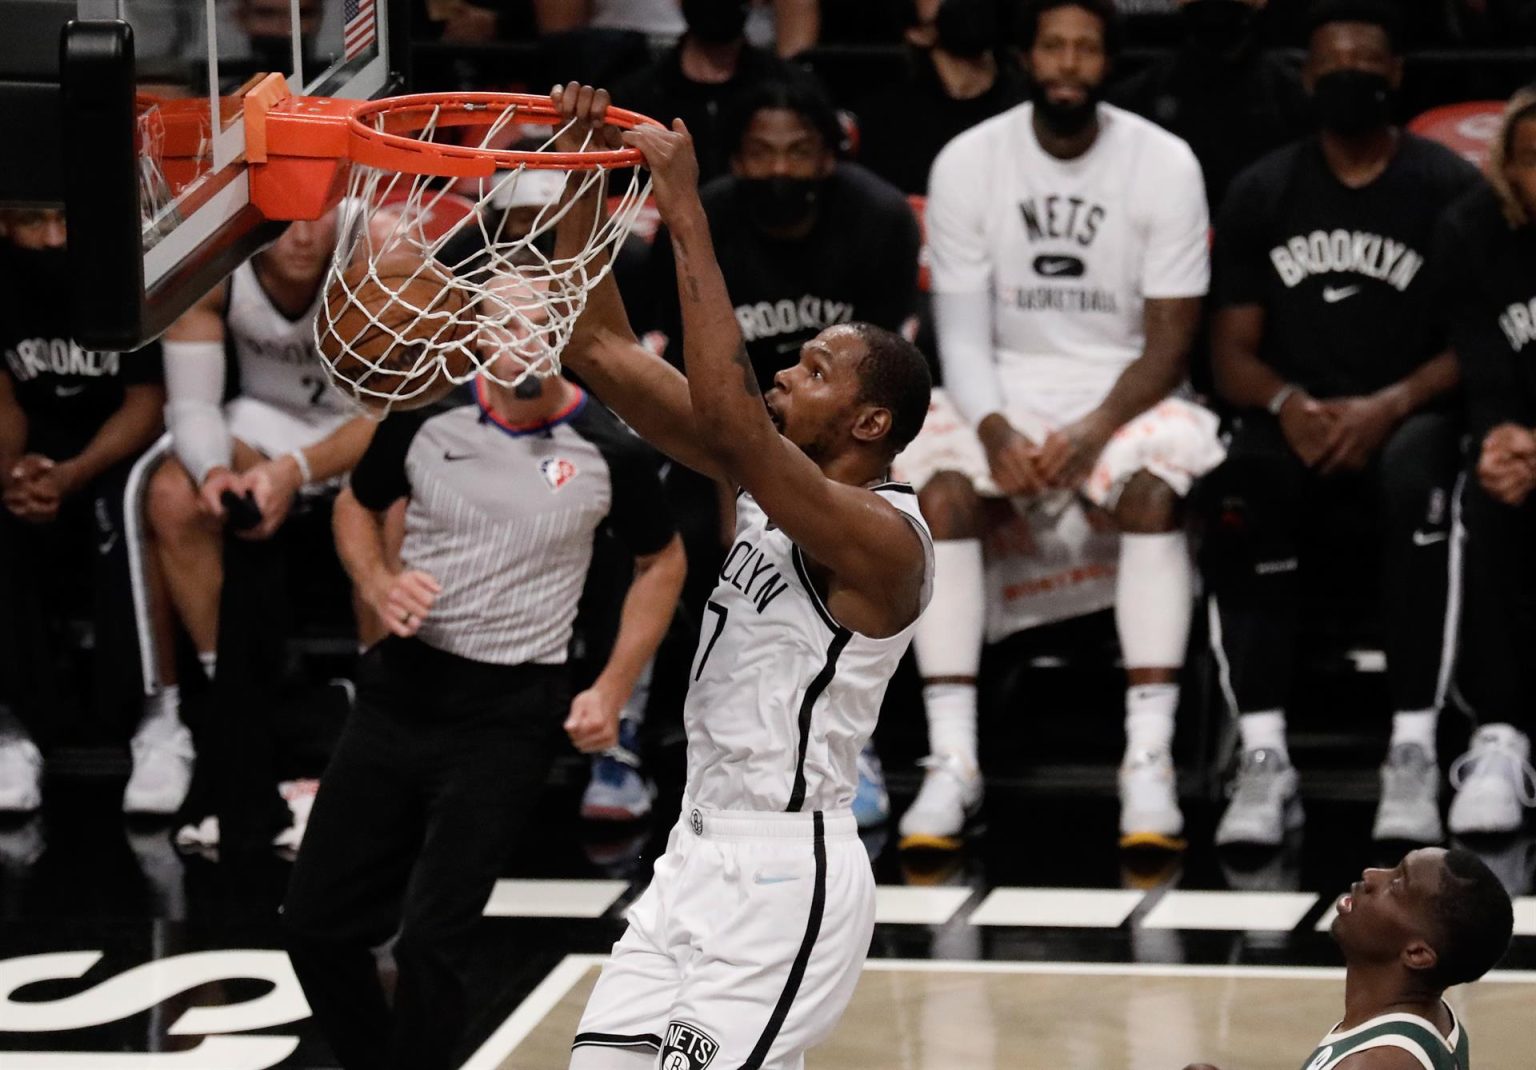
left=682, top=484, right=934, bottom=813
left=225, top=259, right=352, bottom=425
left=926, top=102, right=1210, bottom=393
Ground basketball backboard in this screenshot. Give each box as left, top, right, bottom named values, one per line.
left=0, top=0, right=402, bottom=350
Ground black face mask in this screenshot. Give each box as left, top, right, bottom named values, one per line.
left=2, top=245, right=70, bottom=297
left=934, top=0, right=997, bottom=59
left=682, top=0, right=749, bottom=44
left=737, top=176, right=823, bottom=232
left=1312, top=69, right=1393, bottom=136
left=1028, top=80, right=1099, bottom=138
left=1179, top=0, right=1257, bottom=61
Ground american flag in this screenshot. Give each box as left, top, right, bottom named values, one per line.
left=344, top=0, right=376, bottom=62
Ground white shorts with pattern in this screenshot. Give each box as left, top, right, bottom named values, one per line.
left=893, top=384, right=1226, bottom=508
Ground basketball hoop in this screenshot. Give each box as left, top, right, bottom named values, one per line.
left=242, top=79, right=660, bottom=414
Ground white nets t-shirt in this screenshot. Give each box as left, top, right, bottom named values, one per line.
left=926, top=102, right=1209, bottom=395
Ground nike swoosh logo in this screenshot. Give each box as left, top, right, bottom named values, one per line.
left=443, top=451, right=476, bottom=461
left=753, top=874, right=800, bottom=886
left=1322, top=285, right=1361, bottom=303
left=55, top=385, right=85, bottom=397
left=98, top=533, right=119, bottom=555
left=1412, top=530, right=1448, bottom=547
left=1039, top=261, right=1074, bottom=275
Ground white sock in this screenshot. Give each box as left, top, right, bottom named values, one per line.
left=1125, top=683, right=1178, bottom=756
left=913, top=539, right=984, bottom=768
left=1390, top=709, right=1437, bottom=759
left=198, top=651, right=217, bottom=681
left=1239, top=709, right=1288, bottom=758
left=1115, top=531, right=1194, bottom=669
left=136, top=685, right=182, bottom=743
left=923, top=682, right=977, bottom=767
left=913, top=540, right=985, bottom=678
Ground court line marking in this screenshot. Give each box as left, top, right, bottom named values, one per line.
left=1141, top=890, right=1320, bottom=932
left=459, top=955, right=602, bottom=1070
left=480, top=883, right=1536, bottom=937
left=460, top=953, right=1536, bottom=1067
left=483, top=880, right=628, bottom=918
left=970, top=887, right=1145, bottom=928
left=873, top=886, right=973, bottom=925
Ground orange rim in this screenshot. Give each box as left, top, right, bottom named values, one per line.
left=347, top=91, right=662, bottom=173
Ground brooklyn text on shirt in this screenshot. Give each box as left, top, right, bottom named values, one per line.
left=4, top=338, right=120, bottom=381
left=1268, top=229, right=1424, bottom=291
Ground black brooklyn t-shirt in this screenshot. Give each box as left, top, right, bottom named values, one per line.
left=1212, top=134, right=1480, bottom=397
left=0, top=247, right=163, bottom=459
left=1432, top=183, right=1536, bottom=439
left=650, top=162, right=922, bottom=390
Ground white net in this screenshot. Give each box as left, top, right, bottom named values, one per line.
left=316, top=98, right=651, bottom=414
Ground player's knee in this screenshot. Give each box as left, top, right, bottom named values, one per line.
left=1378, top=414, right=1457, bottom=523
left=918, top=470, right=982, bottom=539
left=1114, top=471, right=1180, bottom=533
left=146, top=458, right=199, bottom=538
left=1198, top=460, right=1301, bottom=602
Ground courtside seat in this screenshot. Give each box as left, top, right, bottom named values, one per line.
left=1408, top=101, right=1505, bottom=168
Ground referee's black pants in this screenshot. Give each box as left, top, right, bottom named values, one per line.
left=282, top=636, right=568, bottom=1070
left=1457, top=472, right=1536, bottom=736
left=1203, top=411, right=1460, bottom=716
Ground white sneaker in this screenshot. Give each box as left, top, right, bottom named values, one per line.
left=1119, top=749, right=1185, bottom=849
left=898, top=752, right=982, bottom=851
left=1216, top=748, right=1304, bottom=847
left=1371, top=743, right=1443, bottom=844
left=0, top=738, right=42, bottom=813
left=123, top=724, right=195, bottom=815
left=272, top=779, right=319, bottom=853
left=174, top=814, right=219, bottom=849
left=1448, top=725, right=1536, bottom=836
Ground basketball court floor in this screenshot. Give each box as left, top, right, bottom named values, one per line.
left=3, top=770, right=1533, bottom=1068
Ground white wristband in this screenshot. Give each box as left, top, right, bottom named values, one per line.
left=1267, top=384, right=1297, bottom=416
left=287, top=449, right=313, bottom=486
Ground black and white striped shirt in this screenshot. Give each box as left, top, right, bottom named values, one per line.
left=350, top=381, right=676, bottom=666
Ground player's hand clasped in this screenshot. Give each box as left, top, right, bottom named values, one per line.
left=2, top=453, right=79, bottom=523
left=367, top=567, right=441, bottom=638
left=977, top=410, right=1116, bottom=495
left=1479, top=422, right=1536, bottom=506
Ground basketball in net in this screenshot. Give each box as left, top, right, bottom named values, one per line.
left=313, top=92, right=656, bottom=415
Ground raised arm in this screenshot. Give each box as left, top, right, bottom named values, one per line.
left=549, top=83, right=723, bottom=481
left=623, top=119, right=925, bottom=634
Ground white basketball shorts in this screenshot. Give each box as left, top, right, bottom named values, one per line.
left=572, top=804, right=874, bottom=1070
left=893, top=383, right=1226, bottom=508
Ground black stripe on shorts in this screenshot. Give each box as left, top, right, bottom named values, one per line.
left=571, top=1031, right=662, bottom=1051
left=741, top=810, right=827, bottom=1070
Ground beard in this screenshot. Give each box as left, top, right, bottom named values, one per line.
left=1029, top=79, right=1100, bottom=138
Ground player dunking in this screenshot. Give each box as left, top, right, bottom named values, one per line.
left=549, top=85, right=934, bottom=1070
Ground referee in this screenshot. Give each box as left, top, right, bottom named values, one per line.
left=281, top=275, right=686, bottom=1070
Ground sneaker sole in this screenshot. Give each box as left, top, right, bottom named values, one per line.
left=581, top=804, right=651, bottom=822
left=898, top=831, right=966, bottom=852
left=1119, top=830, right=1187, bottom=852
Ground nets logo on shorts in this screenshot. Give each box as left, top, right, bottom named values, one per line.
left=661, top=1021, right=719, bottom=1069
left=540, top=457, right=578, bottom=492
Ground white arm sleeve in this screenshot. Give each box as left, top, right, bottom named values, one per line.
left=925, top=133, right=1003, bottom=426
left=934, top=291, right=1003, bottom=426
left=162, top=340, right=230, bottom=484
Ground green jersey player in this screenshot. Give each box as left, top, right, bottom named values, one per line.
left=1187, top=848, right=1512, bottom=1070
